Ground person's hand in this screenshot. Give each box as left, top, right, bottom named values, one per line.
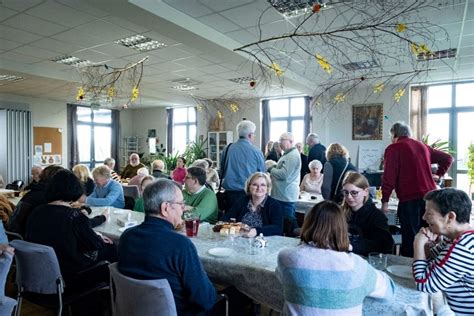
left=242, top=228, right=257, bottom=238
left=101, top=235, right=113, bottom=244
left=381, top=202, right=389, bottom=215
left=184, top=205, right=193, bottom=212
left=70, top=201, right=84, bottom=208
left=101, top=208, right=110, bottom=220
left=80, top=209, right=89, bottom=216
left=175, top=220, right=185, bottom=232
left=432, top=174, right=440, bottom=182
left=348, top=244, right=353, bottom=252
left=0, top=244, right=14, bottom=255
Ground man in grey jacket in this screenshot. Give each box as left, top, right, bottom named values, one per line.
left=269, top=132, right=301, bottom=235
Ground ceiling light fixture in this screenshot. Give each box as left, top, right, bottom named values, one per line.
left=417, top=48, right=456, bottom=61
left=342, top=60, right=379, bottom=71
left=115, top=34, right=167, bottom=52
left=268, top=0, right=346, bottom=18
left=228, top=76, right=255, bottom=84
left=51, top=55, right=92, bottom=67
left=0, top=74, right=24, bottom=83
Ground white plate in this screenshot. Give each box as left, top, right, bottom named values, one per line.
left=118, top=225, right=136, bottom=232
left=386, top=265, right=412, bottom=279
left=208, top=247, right=234, bottom=257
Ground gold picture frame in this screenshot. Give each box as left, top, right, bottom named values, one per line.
left=352, top=104, right=383, bottom=140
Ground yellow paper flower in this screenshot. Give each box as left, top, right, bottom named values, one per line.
left=270, top=62, right=284, bottom=77
left=374, top=83, right=384, bottom=93
left=396, top=23, right=406, bottom=33
left=394, top=88, right=406, bottom=102
left=196, top=104, right=203, bottom=112
left=131, top=86, right=139, bottom=101
left=107, top=86, right=116, bottom=98
left=334, top=93, right=345, bottom=103
left=410, top=42, right=431, bottom=57
left=217, top=111, right=223, bottom=119
left=315, top=54, right=332, bottom=74
left=229, top=103, right=239, bottom=113
left=75, top=87, right=85, bottom=101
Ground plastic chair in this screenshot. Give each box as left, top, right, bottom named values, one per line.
left=5, top=230, right=23, bottom=242
left=0, top=253, right=17, bottom=315
left=109, top=262, right=177, bottom=316
left=10, top=240, right=108, bottom=316
left=122, top=185, right=140, bottom=200
left=5, top=181, right=23, bottom=191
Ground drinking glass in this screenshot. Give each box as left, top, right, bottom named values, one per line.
left=184, top=213, right=200, bottom=237
left=368, top=252, right=387, bottom=270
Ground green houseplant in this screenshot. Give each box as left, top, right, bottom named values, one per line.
left=421, top=134, right=455, bottom=154
left=183, top=138, right=208, bottom=166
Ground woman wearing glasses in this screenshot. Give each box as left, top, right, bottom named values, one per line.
left=341, top=172, right=393, bottom=256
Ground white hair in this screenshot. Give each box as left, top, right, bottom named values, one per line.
left=308, top=159, right=323, bottom=170
left=306, top=133, right=320, bottom=145
left=237, top=120, right=256, bottom=138
left=137, top=167, right=149, bottom=176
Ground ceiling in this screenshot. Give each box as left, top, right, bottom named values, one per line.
left=0, top=0, right=473, bottom=108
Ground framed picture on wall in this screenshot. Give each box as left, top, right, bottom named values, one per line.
left=352, top=104, right=383, bottom=140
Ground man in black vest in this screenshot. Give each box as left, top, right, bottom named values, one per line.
left=306, top=133, right=327, bottom=171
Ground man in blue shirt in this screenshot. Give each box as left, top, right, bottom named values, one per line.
left=86, top=165, right=125, bottom=208
left=118, top=179, right=217, bottom=315
left=220, top=120, right=266, bottom=207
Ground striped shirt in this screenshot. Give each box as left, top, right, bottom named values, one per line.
left=276, top=244, right=395, bottom=315
left=413, top=231, right=474, bottom=315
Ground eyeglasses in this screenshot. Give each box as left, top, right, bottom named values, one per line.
left=342, top=190, right=362, bottom=197
left=166, top=201, right=186, bottom=207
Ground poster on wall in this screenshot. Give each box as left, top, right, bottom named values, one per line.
left=37, top=155, right=62, bottom=166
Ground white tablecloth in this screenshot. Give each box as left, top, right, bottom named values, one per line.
left=91, top=208, right=432, bottom=315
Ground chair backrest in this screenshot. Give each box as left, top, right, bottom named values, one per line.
left=5, top=230, right=24, bottom=242
left=109, top=263, right=177, bottom=316
left=0, top=253, right=13, bottom=297
left=6, top=180, right=24, bottom=191
left=10, top=240, right=63, bottom=294
left=124, top=196, right=136, bottom=210
left=122, top=185, right=140, bottom=200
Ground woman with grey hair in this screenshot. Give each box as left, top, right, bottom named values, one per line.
left=300, top=159, right=323, bottom=194
left=104, top=157, right=120, bottom=181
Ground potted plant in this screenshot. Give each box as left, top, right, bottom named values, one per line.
left=183, top=138, right=208, bottom=166
left=468, top=143, right=474, bottom=198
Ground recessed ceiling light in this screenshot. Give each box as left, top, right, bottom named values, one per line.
left=342, top=60, right=379, bottom=71
left=51, top=55, right=92, bottom=67
left=228, top=76, right=255, bottom=84
left=268, top=0, right=338, bottom=18
left=114, top=35, right=167, bottom=52
left=0, top=74, right=24, bottom=83
left=417, top=48, right=457, bottom=61
left=171, top=85, right=198, bottom=91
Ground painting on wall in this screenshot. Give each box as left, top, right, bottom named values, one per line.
left=352, top=104, right=383, bottom=140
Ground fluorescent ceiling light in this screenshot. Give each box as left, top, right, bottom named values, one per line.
left=342, top=60, right=379, bottom=71
left=268, top=0, right=344, bottom=18
left=115, top=35, right=167, bottom=52
left=51, top=55, right=92, bottom=67
left=171, top=85, right=197, bottom=91
left=417, top=48, right=456, bottom=61
left=0, top=74, right=24, bottom=83
left=228, top=76, right=255, bottom=84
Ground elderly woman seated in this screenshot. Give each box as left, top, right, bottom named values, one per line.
left=300, top=159, right=324, bottom=195
left=341, top=172, right=393, bottom=256
left=72, top=164, right=95, bottom=196
left=223, top=172, right=283, bottom=237
left=413, top=188, right=474, bottom=315
left=25, top=169, right=117, bottom=290
left=86, top=165, right=125, bottom=208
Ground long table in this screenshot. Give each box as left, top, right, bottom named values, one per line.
left=91, top=207, right=433, bottom=315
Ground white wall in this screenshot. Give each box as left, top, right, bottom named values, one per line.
left=312, top=85, right=409, bottom=169
left=0, top=93, right=69, bottom=167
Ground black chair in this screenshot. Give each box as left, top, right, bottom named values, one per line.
left=6, top=180, right=23, bottom=191
left=124, top=196, right=136, bottom=210
left=10, top=240, right=109, bottom=316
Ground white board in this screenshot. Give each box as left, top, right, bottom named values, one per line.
left=358, top=146, right=383, bottom=172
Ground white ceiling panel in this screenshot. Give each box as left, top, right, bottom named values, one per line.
left=462, top=20, right=474, bottom=36
left=198, top=0, right=255, bottom=13
left=197, top=63, right=230, bottom=75
left=0, top=38, right=23, bottom=50
left=173, top=56, right=214, bottom=68
left=12, top=45, right=59, bottom=59
left=1, top=51, right=42, bottom=64
left=52, top=29, right=106, bottom=47
left=198, top=14, right=241, bottom=33
left=162, top=0, right=214, bottom=18
left=224, top=29, right=258, bottom=44
left=25, top=1, right=98, bottom=27
left=75, top=20, right=136, bottom=42
left=3, top=13, right=68, bottom=37
left=55, top=0, right=110, bottom=18
left=103, top=16, right=150, bottom=34
left=459, top=45, right=474, bottom=56
left=29, top=37, right=83, bottom=54
left=148, top=47, right=193, bottom=63
left=0, top=24, right=42, bottom=43
left=0, top=0, right=43, bottom=12
left=151, top=61, right=187, bottom=73
left=73, top=49, right=111, bottom=63
left=0, top=6, right=18, bottom=21
left=92, top=43, right=137, bottom=58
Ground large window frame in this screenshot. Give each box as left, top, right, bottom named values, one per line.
left=425, top=81, right=474, bottom=190
left=267, top=96, right=307, bottom=144
left=172, top=107, right=197, bottom=154
left=76, top=106, right=113, bottom=169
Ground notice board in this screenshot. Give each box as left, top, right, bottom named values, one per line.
left=33, top=127, right=62, bottom=165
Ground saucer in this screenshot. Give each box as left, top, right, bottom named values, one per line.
left=208, top=247, right=234, bottom=257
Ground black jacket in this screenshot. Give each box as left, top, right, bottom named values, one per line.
left=348, top=200, right=394, bottom=256
left=308, top=143, right=327, bottom=168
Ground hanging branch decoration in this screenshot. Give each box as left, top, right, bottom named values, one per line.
left=75, top=57, right=148, bottom=109
left=233, top=1, right=453, bottom=113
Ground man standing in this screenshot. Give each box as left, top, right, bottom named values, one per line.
left=183, top=167, right=218, bottom=224
left=269, top=132, right=301, bottom=235
left=382, top=122, right=453, bottom=257
left=118, top=179, right=217, bottom=315
left=306, top=133, right=327, bottom=169
left=220, top=120, right=266, bottom=205
left=295, top=142, right=309, bottom=182
left=121, top=153, right=145, bottom=179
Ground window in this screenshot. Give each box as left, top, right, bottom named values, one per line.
left=268, top=97, right=306, bottom=144
left=172, top=107, right=196, bottom=154
left=425, top=82, right=474, bottom=192
left=77, top=106, right=112, bottom=169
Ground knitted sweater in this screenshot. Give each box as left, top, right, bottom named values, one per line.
left=183, top=187, right=218, bottom=224
left=277, top=244, right=395, bottom=315
left=270, top=147, right=301, bottom=202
